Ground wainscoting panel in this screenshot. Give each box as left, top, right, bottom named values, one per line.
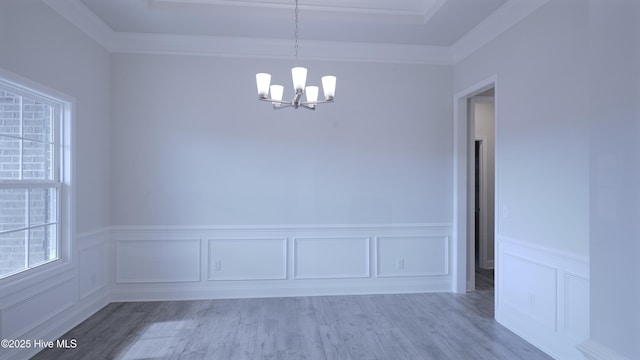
left=110, top=224, right=453, bottom=301
left=376, top=236, right=448, bottom=277
left=563, top=273, right=589, bottom=342
left=0, top=275, right=75, bottom=340
left=116, top=239, right=201, bottom=283
left=500, top=252, right=557, bottom=330
left=294, top=237, right=370, bottom=279
left=0, top=228, right=111, bottom=360
left=208, top=238, right=286, bottom=280
left=496, top=235, right=589, bottom=360
left=79, top=231, right=110, bottom=299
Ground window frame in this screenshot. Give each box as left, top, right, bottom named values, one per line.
left=0, top=68, right=74, bottom=285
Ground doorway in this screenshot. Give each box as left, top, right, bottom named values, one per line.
left=469, top=92, right=495, bottom=292
left=451, top=76, right=497, bottom=297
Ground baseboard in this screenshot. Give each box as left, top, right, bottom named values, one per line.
left=577, top=340, right=630, bottom=360
left=497, top=308, right=582, bottom=360
left=111, top=277, right=452, bottom=302
left=496, top=235, right=589, bottom=360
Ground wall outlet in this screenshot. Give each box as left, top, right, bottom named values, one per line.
left=213, top=260, right=222, bottom=272
left=396, top=258, right=405, bottom=270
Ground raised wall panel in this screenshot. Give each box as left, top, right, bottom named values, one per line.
left=564, top=273, right=589, bottom=342
left=79, top=241, right=108, bottom=299
left=294, top=237, right=370, bottom=279
left=208, top=238, right=286, bottom=280
left=116, top=239, right=201, bottom=283
left=496, top=236, right=590, bottom=360
left=110, top=225, right=454, bottom=300
left=501, top=252, right=557, bottom=330
left=376, top=236, right=448, bottom=277
left=1, top=276, right=75, bottom=339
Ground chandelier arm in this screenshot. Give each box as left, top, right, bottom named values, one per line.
left=258, top=97, right=293, bottom=109
left=260, top=97, right=333, bottom=110
left=273, top=103, right=293, bottom=110
left=258, top=97, right=288, bottom=104
left=300, top=99, right=334, bottom=105
left=299, top=103, right=317, bottom=110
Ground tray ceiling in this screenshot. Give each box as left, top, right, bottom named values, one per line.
left=78, top=0, right=509, bottom=46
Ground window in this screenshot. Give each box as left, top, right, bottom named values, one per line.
left=0, top=75, right=69, bottom=279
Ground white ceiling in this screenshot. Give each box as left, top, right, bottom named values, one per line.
left=77, top=0, right=508, bottom=46
left=43, top=0, right=549, bottom=64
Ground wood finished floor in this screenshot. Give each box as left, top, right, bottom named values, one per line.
left=33, top=273, right=550, bottom=360
left=475, top=267, right=495, bottom=292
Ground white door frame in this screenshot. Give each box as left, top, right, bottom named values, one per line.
left=452, top=75, right=497, bottom=294
left=472, top=94, right=496, bottom=271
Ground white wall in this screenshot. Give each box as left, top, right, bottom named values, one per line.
left=0, top=0, right=111, bottom=234
left=0, top=1, right=111, bottom=359
left=454, top=0, right=590, bottom=358
left=582, top=0, right=640, bottom=359
left=111, top=54, right=453, bottom=227
left=108, top=53, right=456, bottom=300
left=455, top=0, right=589, bottom=256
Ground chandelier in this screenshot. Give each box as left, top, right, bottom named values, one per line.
left=255, top=0, right=336, bottom=110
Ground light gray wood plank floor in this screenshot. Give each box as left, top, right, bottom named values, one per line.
left=32, top=279, right=550, bottom=360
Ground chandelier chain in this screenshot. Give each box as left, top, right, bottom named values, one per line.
left=294, top=0, right=299, bottom=67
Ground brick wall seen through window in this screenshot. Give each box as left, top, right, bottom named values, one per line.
left=0, top=86, right=61, bottom=278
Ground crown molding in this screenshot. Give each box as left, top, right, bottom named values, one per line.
left=422, top=0, right=448, bottom=24
left=110, top=33, right=453, bottom=64
left=43, top=0, right=548, bottom=65
left=450, top=0, right=551, bottom=63
left=42, top=0, right=453, bottom=65
left=149, top=0, right=432, bottom=18
left=41, top=0, right=116, bottom=49
left=150, top=0, right=451, bottom=25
